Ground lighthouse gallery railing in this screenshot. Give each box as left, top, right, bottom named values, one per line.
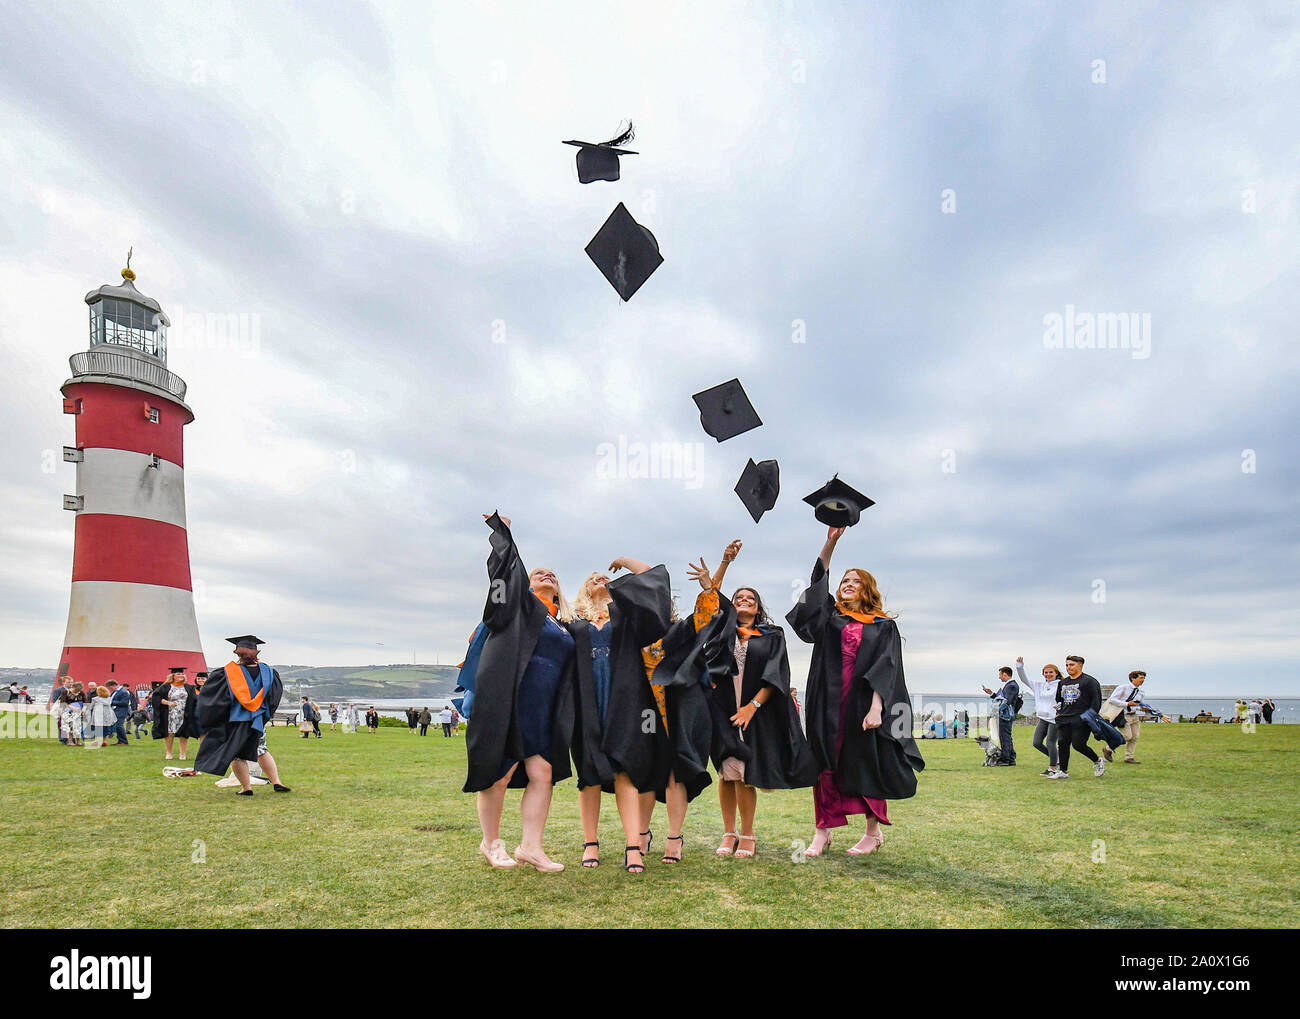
left=69, top=349, right=187, bottom=401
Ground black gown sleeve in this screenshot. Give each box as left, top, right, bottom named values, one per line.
left=608, top=565, right=672, bottom=647
left=482, top=513, right=531, bottom=633
left=786, top=557, right=833, bottom=644
left=755, top=626, right=794, bottom=696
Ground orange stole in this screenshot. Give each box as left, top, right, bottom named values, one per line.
left=836, top=607, right=880, bottom=625
left=225, top=661, right=266, bottom=712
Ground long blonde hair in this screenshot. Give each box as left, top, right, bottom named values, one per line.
left=528, top=566, right=575, bottom=622
left=835, top=568, right=897, bottom=619
left=572, top=571, right=612, bottom=623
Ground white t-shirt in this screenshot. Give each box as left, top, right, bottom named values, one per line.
left=439, top=708, right=453, bottom=724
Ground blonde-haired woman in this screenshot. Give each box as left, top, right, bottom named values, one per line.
left=569, top=557, right=671, bottom=872
left=1015, top=656, right=1062, bottom=775
left=788, top=526, right=925, bottom=857
left=464, top=512, right=578, bottom=873
left=61, top=682, right=85, bottom=747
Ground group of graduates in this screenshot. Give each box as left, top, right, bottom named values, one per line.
left=462, top=513, right=925, bottom=874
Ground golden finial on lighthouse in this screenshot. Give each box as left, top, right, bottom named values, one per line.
left=121, top=247, right=136, bottom=282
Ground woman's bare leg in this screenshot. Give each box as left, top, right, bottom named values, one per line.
left=476, top=763, right=517, bottom=844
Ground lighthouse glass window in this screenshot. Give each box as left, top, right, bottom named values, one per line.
left=90, top=298, right=167, bottom=360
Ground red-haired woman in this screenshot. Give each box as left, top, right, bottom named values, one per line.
left=788, top=526, right=924, bottom=857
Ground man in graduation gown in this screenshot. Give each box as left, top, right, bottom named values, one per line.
left=195, top=635, right=291, bottom=795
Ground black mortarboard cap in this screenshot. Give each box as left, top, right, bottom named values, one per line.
left=802, top=475, right=875, bottom=527
left=563, top=122, right=637, bottom=183
left=585, top=202, right=663, bottom=301
left=734, top=459, right=780, bottom=523
left=226, top=635, right=265, bottom=649
left=168, top=666, right=186, bottom=674
left=692, top=378, right=762, bottom=442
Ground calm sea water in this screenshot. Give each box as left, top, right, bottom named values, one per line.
left=911, top=694, right=1298, bottom=724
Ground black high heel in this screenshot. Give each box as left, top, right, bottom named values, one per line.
left=581, top=841, right=600, bottom=868
left=624, top=845, right=644, bottom=873
left=640, top=828, right=653, bottom=854
left=662, top=834, right=683, bottom=863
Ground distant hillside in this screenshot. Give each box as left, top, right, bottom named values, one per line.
left=275, top=665, right=463, bottom=700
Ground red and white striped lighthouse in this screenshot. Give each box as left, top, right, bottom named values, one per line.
left=56, top=260, right=206, bottom=688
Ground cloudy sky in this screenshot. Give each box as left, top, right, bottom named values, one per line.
left=1, top=1, right=1296, bottom=695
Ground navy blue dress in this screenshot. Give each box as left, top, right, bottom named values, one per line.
left=587, top=622, right=613, bottom=736
left=515, top=614, right=576, bottom=761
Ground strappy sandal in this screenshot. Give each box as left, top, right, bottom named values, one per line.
left=716, top=832, right=739, bottom=856
left=804, top=828, right=834, bottom=857
left=735, top=834, right=757, bottom=858
left=581, top=841, right=600, bottom=868
left=847, top=830, right=884, bottom=856
left=640, top=828, right=653, bottom=854
left=661, top=834, right=683, bottom=863
left=624, top=845, right=644, bottom=873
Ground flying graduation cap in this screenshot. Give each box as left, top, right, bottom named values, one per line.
left=802, top=475, right=875, bottom=527
left=692, top=378, right=762, bottom=442
left=226, top=635, right=265, bottom=650
left=585, top=202, right=664, bottom=301
left=734, top=458, right=780, bottom=522
left=563, top=121, right=638, bottom=183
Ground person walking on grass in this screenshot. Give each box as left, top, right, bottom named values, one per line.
left=440, top=705, right=453, bottom=737
left=366, top=707, right=379, bottom=733
left=981, top=666, right=1020, bottom=766
left=449, top=707, right=460, bottom=735
left=195, top=635, right=291, bottom=795
left=1016, top=657, right=1062, bottom=776
left=1050, top=655, right=1104, bottom=779
left=1103, top=671, right=1148, bottom=763
left=107, top=680, right=131, bottom=746
left=1262, top=697, right=1275, bottom=724
left=329, top=703, right=339, bottom=731
left=406, top=707, right=419, bottom=735
left=418, top=706, right=432, bottom=735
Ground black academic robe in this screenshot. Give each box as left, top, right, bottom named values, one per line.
left=569, top=565, right=672, bottom=794
left=193, top=665, right=282, bottom=776
left=149, top=683, right=201, bottom=740
left=462, top=513, right=577, bottom=793
left=710, top=595, right=819, bottom=790
left=786, top=558, right=925, bottom=800
left=644, top=590, right=735, bottom=802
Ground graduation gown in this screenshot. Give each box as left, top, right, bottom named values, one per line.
left=569, top=565, right=672, bottom=793
left=462, top=513, right=577, bottom=793
left=643, top=589, right=735, bottom=802
left=710, top=595, right=819, bottom=790
left=786, top=559, right=925, bottom=800
left=193, top=665, right=282, bottom=776
left=149, top=683, right=201, bottom=740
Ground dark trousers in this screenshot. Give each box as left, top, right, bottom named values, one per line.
left=111, top=717, right=129, bottom=744
left=312, top=719, right=321, bottom=737
left=1032, top=719, right=1059, bottom=766
left=1057, top=720, right=1098, bottom=772
left=419, top=723, right=428, bottom=735
left=442, top=723, right=452, bottom=736
left=997, top=716, right=1015, bottom=762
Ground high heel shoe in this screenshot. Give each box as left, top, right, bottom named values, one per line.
left=661, top=834, right=683, bottom=863
left=716, top=832, right=739, bottom=856
left=804, top=829, right=833, bottom=858
left=513, top=845, right=564, bottom=873
left=640, top=829, right=653, bottom=854
left=624, top=845, right=644, bottom=873
left=581, top=841, right=600, bottom=868
left=847, top=830, right=884, bottom=855
left=479, top=838, right=517, bottom=869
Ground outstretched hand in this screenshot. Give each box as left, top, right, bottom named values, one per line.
left=827, top=526, right=846, bottom=542
left=483, top=512, right=512, bottom=528
left=686, top=557, right=712, bottom=591
left=721, top=539, right=742, bottom=563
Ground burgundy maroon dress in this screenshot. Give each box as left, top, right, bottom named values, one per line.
left=812, top=621, right=890, bottom=829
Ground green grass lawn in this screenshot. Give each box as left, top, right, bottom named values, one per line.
left=2, top=714, right=1296, bottom=928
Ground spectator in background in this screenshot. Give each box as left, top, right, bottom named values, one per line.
left=60, top=683, right=84, bottom=746
left=418, top=706, right=432, bottom=736
left=1262, top=698, right=1276, bottom=724
left=1103, top=671, right=1148, bottom=763
left=982, top=666, right=1020, bottom=766
left=155, top=669, right=197, bottom=760
left=406, top=707, right=419, bottom=735
left=107, top=681, right=131, bottom=746
left=309, top=699, right=323, bottom=738
left=329, top=703, right=339, bottom=731
left=439, top=704, right=453, bottom=737
left=299, top=696, right=316, bottom=739
left=19, top=685, right=33, bottom=704
left=365, top=707, right=379, bottom=733
left=5, top=681, right=19, bottom=702
left=50, top=677, right=67, bottom=743
left=449, top=706, right=459, bottom=735
left=1050, top=655, right=1104, bottom=779
left=1016, top=657, right=1062, bottom=776
left=87, top=686, right=117, bottom=748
